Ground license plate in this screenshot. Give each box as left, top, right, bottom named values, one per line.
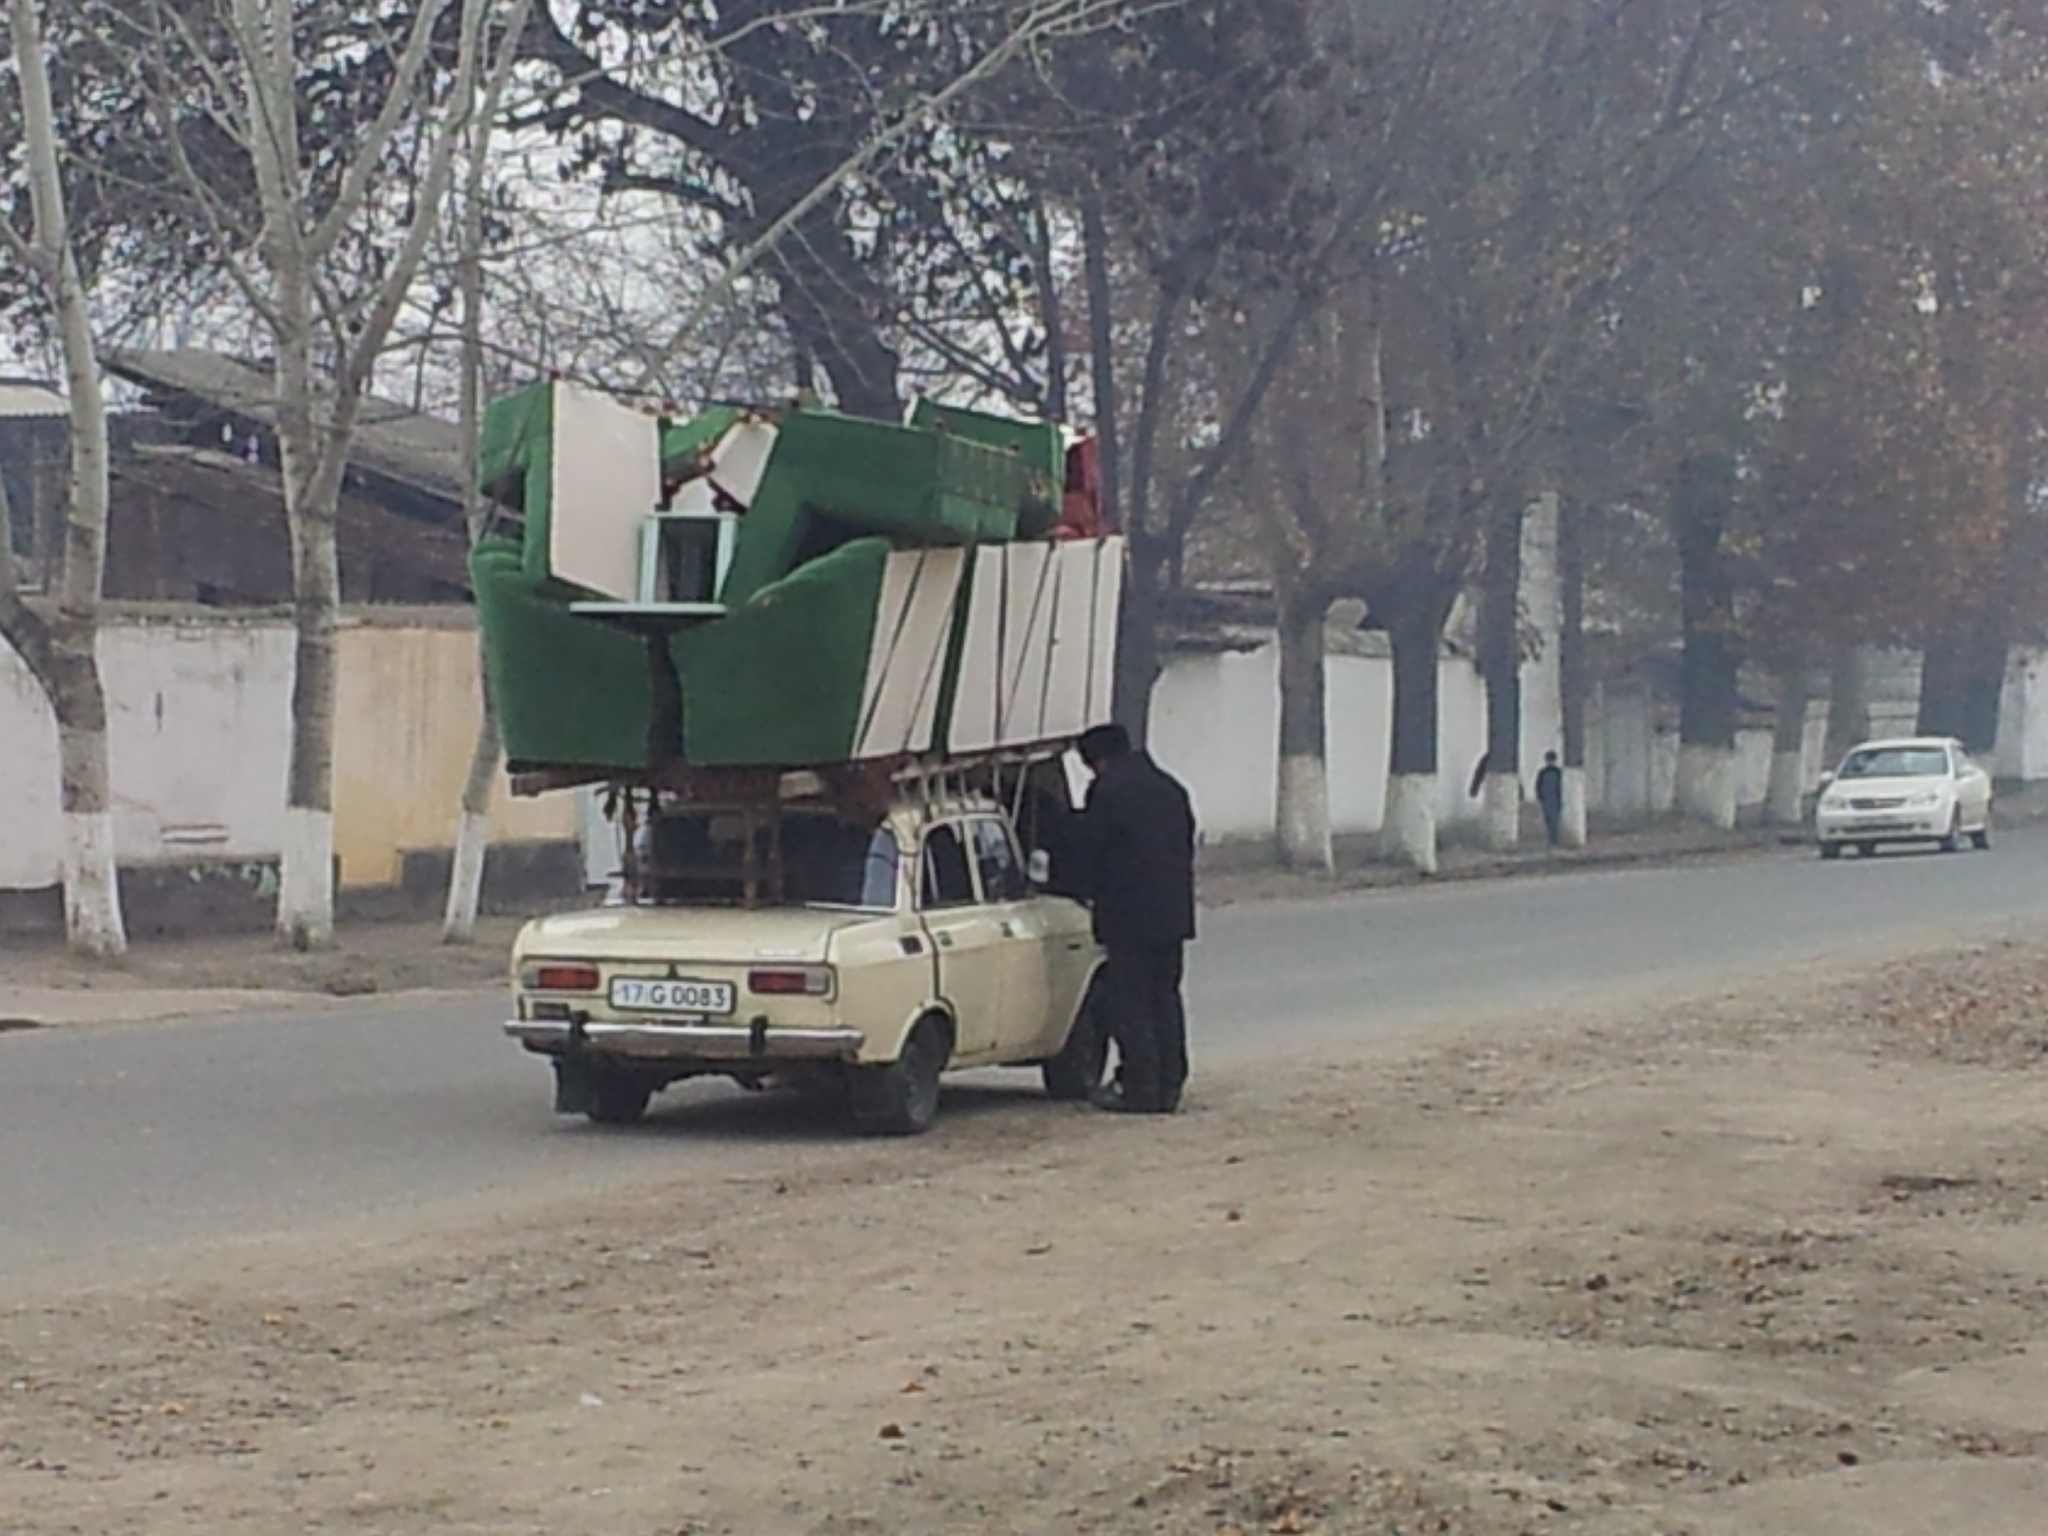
left=608, top=977, right=736, bottom=1016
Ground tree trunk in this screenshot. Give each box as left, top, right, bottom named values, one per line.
left=443, top=76, right=507, bottom=946
left=1478, top=494, right=1524, bottom=851
left=1383, top=601, right=1446, bottom=874
left=1275, top=585, right=1332, bottom=873
left=772, top=204, right=902, bottom=421
left=1113, top=544, right=1162, bottom=741
left=443, top=671, right=499, bottom=942
left=1671, top=452, right=1740, bottom=830
left=1080, top=194, right=1122, bottom=536
left=278, top=498, right=342, bottom=948
left=1764, top=669, right=1814, bottom=826
left=1557, top=496, right=1588, bottom=848
left=3, top=0, right=125, bottom=957
left=1824, top=644, right=1870, bottom=764
left=1917, top=626, right=2006, bottom=753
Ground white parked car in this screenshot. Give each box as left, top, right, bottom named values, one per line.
left=504, top=792, right=1107, bottom=1133
left=1814, top=736, right=1992, bottom=859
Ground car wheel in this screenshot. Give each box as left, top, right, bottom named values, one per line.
left=586, top=1069, right=657, bottom=1126
left=1972, top=821, right=1992, bottom=851
left=1818, top=841, right=1842, bottom=861
left=851, top=1016, right=949, bottom=1136
left=1042, top=975, right=1111, bottom=1102
left=1939, top=809, right=1963, bottom=854
left=1857, top=841, right=1878, bottom=858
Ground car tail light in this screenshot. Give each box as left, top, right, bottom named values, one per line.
left=748, top=966, right=833, bottom=998
left=522, top=963, right=601, bottom=993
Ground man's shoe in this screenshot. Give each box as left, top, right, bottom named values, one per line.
left=1090, top=1084, right=1161, bottom=1114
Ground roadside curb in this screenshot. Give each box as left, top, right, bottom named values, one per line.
left=0, top=985, right=496, bottom=1032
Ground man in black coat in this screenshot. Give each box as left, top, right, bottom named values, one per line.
left=1072, top=722, right=1197, bottom=1113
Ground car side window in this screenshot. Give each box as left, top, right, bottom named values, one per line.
left=969, top=817, right=1030, bottom=904
left=919, top=824, right=978, bottom=910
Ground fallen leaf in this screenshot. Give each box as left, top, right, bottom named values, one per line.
left=900, top=1382, right=926, bottom=1395
left=879, top=1423, right=905, bottom=1440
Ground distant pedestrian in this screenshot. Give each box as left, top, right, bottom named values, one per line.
left=1072, top=723, right=1197, bottom=1114
left=1536, top=750, right=1565, bottom=846
left=1467, top=753, right=1490, bottom=800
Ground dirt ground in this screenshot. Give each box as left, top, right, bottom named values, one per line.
left=8, top=937, right=2048, bottom=1535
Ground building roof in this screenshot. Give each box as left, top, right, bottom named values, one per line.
left=102, top=349, right=464, bottom=504
left=0, top=379, right=66, bottom=419
left=114, top=443, right=472, bottom=594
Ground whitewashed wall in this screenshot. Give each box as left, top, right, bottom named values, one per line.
left=1996, top=651, right=2048, bottom=781
left=0, top=615, right=294, bottom=891
left=1149, top=642, right=1498, bottom=843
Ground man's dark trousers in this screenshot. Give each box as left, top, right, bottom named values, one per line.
left=1104, top=941, right=1186, bottom=1109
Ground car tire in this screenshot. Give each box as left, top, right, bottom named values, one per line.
left=851, top=1016, right=949, bottom=1136
left=1042, top=975, right=1111, bottom=1101
left=1972, top=821, right=1992, bottom=851
left=1818, top=841, right=1842, bottom=861
left=1940, top=810, right=1963, bottom=854
left=585, top=1069, right=657, bottom=1126
left=1857, top=841, right=1878, bottom=858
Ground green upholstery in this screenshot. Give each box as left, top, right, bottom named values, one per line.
left=476, top=384, right=559, bottom=584
left=470, top=539, right=653, bottom=771
left=672, top=538, right=891, bottom=766
left=720, top=408, right=1026, bottom=607
left=909, top=399, right=1062, bottom=538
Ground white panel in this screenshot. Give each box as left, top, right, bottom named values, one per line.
left=704, top=420, right=779, bottom=508
left=548, top=381, right=662, bottom=599
left=1041, top=543, right=1100, bottom=740
left=949, top=549, right=1007, bottom=754
left=998, top=544, right=1058, bottom=747
left=1086, top=536, right=1126, bottom=725
left=855, top=549, right=965, bottom=759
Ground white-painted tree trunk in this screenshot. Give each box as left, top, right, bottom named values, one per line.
left=1278, top=753, right=1334, bottom=874
left=1676, top=744, right=1739, bottom=831
left=1764, top=750, right=1806, bottom=827
left=1559, top=767, right=1589, bottom=849
left=1481, top=772, right=1521, bottom=851
left=62, top=810, right=124, bottom=954
left=1382, top=773, right=1439, bottom=874
left=278, top=806, right=335, bottom=950
left=3, top=0, right=126, bottom=959
left=442, top=809, right=491, bottom=942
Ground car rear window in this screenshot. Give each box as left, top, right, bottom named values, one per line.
left=637, top=810, right=898, bottom=909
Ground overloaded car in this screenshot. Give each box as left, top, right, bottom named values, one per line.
left=1814, top=736, right=1993, bottom=859
left=504, top=788, right=1108, bottom=1134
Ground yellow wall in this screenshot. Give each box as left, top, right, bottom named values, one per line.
left=333, top=618, right=575, bottom=888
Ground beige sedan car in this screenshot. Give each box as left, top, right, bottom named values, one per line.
left=506, top=793, right=1106, bottom=1133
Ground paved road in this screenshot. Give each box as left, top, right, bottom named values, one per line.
left=6, top=831, right=2046, bottom=1283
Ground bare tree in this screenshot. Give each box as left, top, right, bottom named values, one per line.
left=0, top=0, right=126, bottom=956
left=441, top=0, right=533, bottom=944
left=129, top=0, right=508, bottom=946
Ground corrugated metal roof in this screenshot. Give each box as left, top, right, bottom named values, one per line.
left=102, top=349, right=463, bottom=502
left=0, top=380, right=66, bottom=418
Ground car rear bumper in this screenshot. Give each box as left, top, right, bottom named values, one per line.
left=506, top=1019, right=865, bottom=1062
